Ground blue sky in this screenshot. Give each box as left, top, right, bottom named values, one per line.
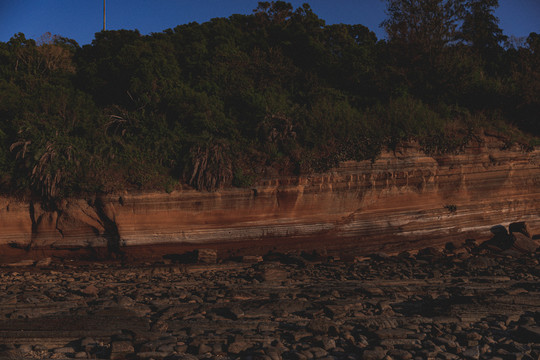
left=0, top=1, right=538, bottom=45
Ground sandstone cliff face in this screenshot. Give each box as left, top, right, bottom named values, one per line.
left=1, top=135, right=539, bottom=254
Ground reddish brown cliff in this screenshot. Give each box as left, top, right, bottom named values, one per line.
left=1, top=134, right=539, bottom=257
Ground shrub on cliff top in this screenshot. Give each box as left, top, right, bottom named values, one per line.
left=0, top=2, right=538, bottom=201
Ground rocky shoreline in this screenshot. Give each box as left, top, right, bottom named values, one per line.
left=1, top=224, right=539, bottom=360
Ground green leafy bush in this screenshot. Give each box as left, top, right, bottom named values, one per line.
left=0, top=2, right=537, bottom=202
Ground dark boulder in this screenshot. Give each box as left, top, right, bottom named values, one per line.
left=482, top=222, right=539, bottom=254
left=509, top=221, right=531, bottom=238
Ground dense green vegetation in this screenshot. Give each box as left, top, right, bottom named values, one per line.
left=0, top=1, right=538, bottom=203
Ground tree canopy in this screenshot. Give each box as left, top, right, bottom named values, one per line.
left=0, top=1, right=538, bottom=204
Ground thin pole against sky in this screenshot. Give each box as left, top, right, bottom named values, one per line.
left=103, top=0, right=106, bottom=31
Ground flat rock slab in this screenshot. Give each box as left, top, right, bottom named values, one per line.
left=0, top=249, right=539, bottom=359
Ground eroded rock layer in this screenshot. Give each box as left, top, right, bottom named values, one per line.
left=1, top=135, right=539, bottom=254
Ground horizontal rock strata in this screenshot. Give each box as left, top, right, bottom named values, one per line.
left=1, top=134, right=539, bottom=255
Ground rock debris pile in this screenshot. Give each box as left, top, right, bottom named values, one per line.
left=0, top=230, right=539, bottom=359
